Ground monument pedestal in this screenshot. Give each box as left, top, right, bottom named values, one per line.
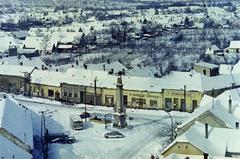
left=113, top=113, right=127, bottom=128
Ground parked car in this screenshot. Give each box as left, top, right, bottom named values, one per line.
left=45, top=133, right=76, bottom=144
left=104, top=131, right=124, bottom=139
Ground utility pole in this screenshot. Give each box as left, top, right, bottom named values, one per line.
left=85, top=86, right=87, bottom=122
left=212, top=88, right=215, bottom=109
left=164, top=110, right=174, bottom=142
left=94, top=77, right=97, bottom=106
left=183, top=85, right=186, bottom=112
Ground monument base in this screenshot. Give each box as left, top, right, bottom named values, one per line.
left=113, top=113, right=127, bottom=128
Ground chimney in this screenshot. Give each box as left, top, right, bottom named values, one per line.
left=205, top=123, right=208, bottom=139
left=236, top=122, right=239, bottom=129
left=229, top=95, right=232, bottom=113
left=203, top=153, right=208, bottom=159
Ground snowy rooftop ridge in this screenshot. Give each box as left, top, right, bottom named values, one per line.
left=0, top=95, right=33, bottom=151
left=2, top=64, right=240, bottom=93
left=229, top=41, right=240, bottom=49
left=195, top=62, right=219, bottom=69
left=0, top=136, right=32, bottom=159
left=163, top=122, right=240, bottom=157
left=178, top=88, right=240, bottom=130
left=165, top=153, right=235, bottom=159
left=0, top=64, right=36, bottom=77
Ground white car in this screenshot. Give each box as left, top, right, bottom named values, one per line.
left=104, top=131, right=124, bottom=138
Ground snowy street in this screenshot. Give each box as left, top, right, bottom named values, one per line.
left=17, top=97, right=189, bottom=159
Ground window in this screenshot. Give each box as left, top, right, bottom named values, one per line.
left=132, top=98, right=146, bottom=107
left=132, top=98, right=137, bottom=104
left=165, top=98, right=172, bottom=110
left=74, top=93, right=78, bottom=98
left=192, top=100, right=198, bottom=110
left=105, top=95, right=114, bottom=106
left=64, top=91, right=67, bottom=96
left=48, top=89, right=54, bottom=97
left=69, top=92, right=72, bottom=97
left=181, top=99, right=185, bottom=111
left=173, top=98, right=179, bottom=109
left=150, top=100, right=157, bottom=107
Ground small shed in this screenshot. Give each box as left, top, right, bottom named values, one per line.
left=193, top=62, right=219, bottom=77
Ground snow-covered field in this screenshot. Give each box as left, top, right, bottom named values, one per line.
left=15, top=96, right=189, bottom=159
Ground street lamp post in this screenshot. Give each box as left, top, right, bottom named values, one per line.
left=164, top=110, right=174, bottom=142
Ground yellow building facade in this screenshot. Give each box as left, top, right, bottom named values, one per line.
left=161, top=142, right=204, bottom=157
left=0, top=75, right=29, bottom=94
left=163, top=89, right=202, bottom=112
left=60, top=82, right=203, bottom=112
left=31, top=83, right=61, bottom=100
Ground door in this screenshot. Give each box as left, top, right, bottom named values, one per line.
left=80, top=91, right=85, bottom=103
left=123, top=95, right=128, bottom=106
left=192, top=100, right=198, bottom=111
left=55, top=91, right=60, bottom=101
left=165, top=98, right=172, bottom=110
left=181, top=99, right=185, bottom=111
left=41, top=89, right=44, bottom=97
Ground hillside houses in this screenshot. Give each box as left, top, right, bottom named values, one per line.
left=23, top=29, right=83, bottom=54
left=0, top=32, right=22, bottom=54
left=225, top=41, right=240, bottom=53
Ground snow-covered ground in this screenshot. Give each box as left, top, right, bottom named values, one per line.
left=14, top=95, right=189, bottom=159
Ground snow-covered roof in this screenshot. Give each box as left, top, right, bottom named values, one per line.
left=86, top=61, right=127, bottom=73
left=18, top=48, right=38, bottom=55
left=31, top=69, right=67, bottom=87
left=219, top=64, right=233, bottom=75
left=205, top=45, right=221, bottom=55
left=165, top=153, right=233, bottom=159
left=194, top=62, right=219, bottom=69
left=126, top=66, right=158, bottom=77
left=57, top=44, right=73, bottom=49
left=177, top=95, right=213, bottom=129
left=0, top=55, right=46, bottom=70
left=229, top=41, right=240, bottom=49
left=0, top=32, right=22, bottom=53
left=0, top=96, right=33, bottom=149
left=29, top=67, right=240, bottom=92
left=23, top=36, right=54, bottom=51
left=201, top=73, right=240, bottom=90
left=178, top=88, right=240, bottom=130
left=232, top=60, right=240, bottom=74
left=49, top=61, right=127, bottom=73
left=163, top=123, right=240, bottom=156
left=0, top=136, right=32, bottom=159
left=210, top=45, right=220, bottom=50
left=0, top=64, right=36, bottom=77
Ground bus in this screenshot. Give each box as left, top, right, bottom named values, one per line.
left=70, top=114, right=84, bottom=130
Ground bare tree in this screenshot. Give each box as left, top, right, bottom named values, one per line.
left=41, top=34, right=51, bottom=54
